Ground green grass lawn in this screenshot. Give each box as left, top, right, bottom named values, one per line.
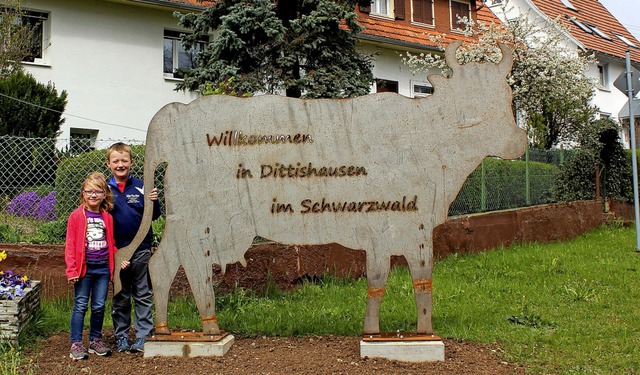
left=18, top=224, right=640, bottom=374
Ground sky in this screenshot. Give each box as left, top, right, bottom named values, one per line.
left=598, top=0, right=640, bottom=42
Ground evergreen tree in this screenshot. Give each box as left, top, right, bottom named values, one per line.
left=0, top=70, right=67, bottom=137
left=176, top=0, right=373, bottom=98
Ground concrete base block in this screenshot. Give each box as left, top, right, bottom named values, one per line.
left=144, top=334, right=235, bottom=358
left=360, top=340, right=445, bottom=362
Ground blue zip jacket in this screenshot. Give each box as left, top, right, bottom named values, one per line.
left=108, top=175, right=162, bottom=253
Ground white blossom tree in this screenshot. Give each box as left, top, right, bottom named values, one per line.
left=401, top=8, right=597, bottom=149
left=0, top=0, right=34, bottom=79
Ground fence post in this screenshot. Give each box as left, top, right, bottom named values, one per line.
left=525, top=144, right=530, bottom=206
left=481, top=158, right=486, bottom=211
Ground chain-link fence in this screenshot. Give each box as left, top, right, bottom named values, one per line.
left=0, top=135, right=578, bottom=225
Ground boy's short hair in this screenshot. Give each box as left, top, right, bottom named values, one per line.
left=107, top=142, right=133, bottom=161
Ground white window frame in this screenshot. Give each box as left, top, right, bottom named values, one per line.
left=411, top=80, right=433, bottom=98
left=371, top=0, right=394, bottom=18
left=21, top=9, right=50, bottom=65
left=69, top=129, right=98, bottom=154
left=597, top=63, right=609, bottom=90
left=163, top=29, right=206, bottom=79
left=450, top=0, right=471, bottom=31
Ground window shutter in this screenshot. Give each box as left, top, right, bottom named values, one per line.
left=413, top=0, right=432, bottom=25
left=395, top=0, right=405, bottom=20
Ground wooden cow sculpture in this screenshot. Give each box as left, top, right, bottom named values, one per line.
left=115, top=42, right=527, bottom=336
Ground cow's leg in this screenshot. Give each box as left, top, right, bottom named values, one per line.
left=181, top=232, right=220, bottom=335
left=148, top=225, right=181, bottom=335
left=363, top=255, right=390, bottom=334
left=407, top=243, right=434, bottom=335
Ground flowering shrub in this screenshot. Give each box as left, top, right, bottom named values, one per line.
left=0, top=250, right=31, bottom=300
left=5, top=191, right=57, bottom=221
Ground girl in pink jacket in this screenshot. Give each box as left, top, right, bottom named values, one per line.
left=65, top=172, right=127, bottom=360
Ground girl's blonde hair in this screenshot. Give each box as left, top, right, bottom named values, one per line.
left=79, top=172, right=114, bottom=212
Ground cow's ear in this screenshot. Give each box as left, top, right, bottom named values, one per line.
left=497, top=43, right=513, bottom=77
left=444, top=40, right=462, bottom=76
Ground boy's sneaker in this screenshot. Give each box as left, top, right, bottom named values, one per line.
left=116, top=336, right=130, bottom=353
left=130, top=337, right=145, bottom=353
left=69, top=342, right=88, bottom=360
left=89, top=338, right=112, bottom=356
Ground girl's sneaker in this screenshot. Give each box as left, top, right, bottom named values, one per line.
left=89, top=338, right=112, bottom=356
left=69, top=342, right=88, bottom=360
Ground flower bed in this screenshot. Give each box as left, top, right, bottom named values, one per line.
left=0, top=280, right=41, bottom=344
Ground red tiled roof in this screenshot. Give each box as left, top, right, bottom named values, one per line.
left=529, top=0, right=640, bottom=62
left=160, top=0, right=501, bottom=49
left=357, top=3, right=501, bottom=49
left=155, top=0, right=214, bottom=8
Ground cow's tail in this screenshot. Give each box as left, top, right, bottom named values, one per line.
left=113, top=143, right=160, bottom=295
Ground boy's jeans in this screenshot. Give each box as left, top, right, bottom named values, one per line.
left=70, top=263, right=110, bottom=343
left=112, top=250, right=154, bottom=340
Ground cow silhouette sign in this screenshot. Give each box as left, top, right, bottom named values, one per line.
left=115, top=41, right=527, bottom=337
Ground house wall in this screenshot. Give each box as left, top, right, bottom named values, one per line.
left=22, top=0, right=199, bottom=145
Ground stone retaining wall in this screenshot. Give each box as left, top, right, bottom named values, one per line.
left=0, top=280, right=42, bottom=344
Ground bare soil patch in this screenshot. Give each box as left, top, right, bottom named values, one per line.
left=22, top=329, right=525, bottom=374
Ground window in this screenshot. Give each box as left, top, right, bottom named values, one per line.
left=568, top=17, right=592, bottom=34
left=375, top=79, right=398, bottom=93
left=163, top=30, right=206, bottom=79
left=371, top=0, right=394, bottom=17
left=411, top=81, right=433, bottom=97
left=585, top=23, right=612, bottom=41
left=615, top=33, right=638, bottom=49
left=412, top=0, right=433, bottom=25
left=69, top=129, right=98, bottom=154
left=21, top=10, right=48, bottom=63
left=597, top=64, right=609, bottom=89
left=450, top=0, right=470, bottom=31
left=560, top=0, right=577, bottom=11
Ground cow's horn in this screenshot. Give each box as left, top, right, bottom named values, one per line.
left=497, top=43, right=513, bottom=76
left=444, top=40, right=463, bottom=73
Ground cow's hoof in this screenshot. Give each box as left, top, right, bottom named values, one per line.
left=155, top=323, right=171, bottom=335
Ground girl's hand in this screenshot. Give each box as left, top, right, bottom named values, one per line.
left=149, top=188, right=158, bottom=201
left=68, top=278, right=78, bottom=285
left=121, top=260, right=131, bottom=269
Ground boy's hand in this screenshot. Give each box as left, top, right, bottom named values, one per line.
left=121, top=260, right=131, bottom=269
left=68, top=278, right=78, bottom=285
left=149, top=187, right=158, bottom=201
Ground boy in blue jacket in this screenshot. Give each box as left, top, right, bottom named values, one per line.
left=106, top=142, right=161, bottom=353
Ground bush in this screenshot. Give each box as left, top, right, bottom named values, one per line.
left=552, top=119, right=632, bottom=202
left=449, top=157, right=559, bottom=216
left=0, top=71, right=67, bottom=138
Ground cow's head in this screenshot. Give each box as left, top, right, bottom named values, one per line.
left=428, top=41, right=527, bottom=160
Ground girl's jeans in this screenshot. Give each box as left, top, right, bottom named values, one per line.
left=70, top=262, right=110, bottom=343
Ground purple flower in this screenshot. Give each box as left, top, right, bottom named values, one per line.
left=0, top=269, right=31, bottom=301
left=5, top=191, right=57, bottom=221
left=33, top=191, right=57, bottom=221
left=6, top=192, right=40, bottom=218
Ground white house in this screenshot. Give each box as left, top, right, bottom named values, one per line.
left=18, top=0, right=501, bottom=150
left=486, top=0, right=640, bottom=148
